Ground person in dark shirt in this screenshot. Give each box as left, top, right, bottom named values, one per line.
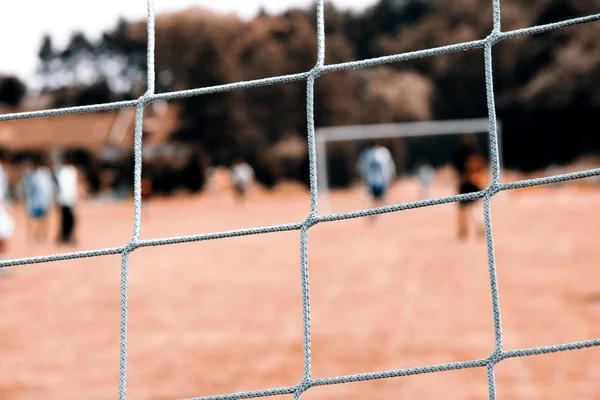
left=453, top=136, right=485, bottom=239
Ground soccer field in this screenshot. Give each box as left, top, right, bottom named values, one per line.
left=1, top=180, right=599, bottom=400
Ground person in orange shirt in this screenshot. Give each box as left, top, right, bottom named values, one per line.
left=452, top=136, right=486, bottom=240
left=141, top=176, right=152, bottom=200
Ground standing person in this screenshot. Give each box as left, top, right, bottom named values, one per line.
left=22, top=154, right=55, bottom=243
left=356, top=141, right=396, bottom=219
left=0, top=150, right=15, bottom=277
left=228, top=159, right=254, bottom=202
left=19, top=157, right=36, bottom=240
left=452, top=136, right=486, bottom=240
left=54, top=152, right=79, bottom=245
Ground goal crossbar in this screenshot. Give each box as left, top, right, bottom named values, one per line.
left=317, top=118, right=495, bottom=142
left=316, top=118, right=503, bottom=211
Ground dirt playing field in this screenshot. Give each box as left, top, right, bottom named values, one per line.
left=1, top=178, right=599, bottom=400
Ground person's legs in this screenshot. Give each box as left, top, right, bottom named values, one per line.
left=368, top=183, right=386, bottom=222
left=58, top=205, right=69, bottom=243
left=463, top=180, right=485, bottom=238
left=457, top=180, right=476, bottom=240
left=39, top=213, right=50, bottom=243
left=457, top=203, right=469, bottom=239
left=470, top=201, right=486, bottom=237
left=375, top=184, right=387, bottom=208
left=64, top=206, right=75, bottom=243
left=30, top=207, right=43, bottom=243
left=27, top=206, right=43, bottom=243
left=233, top=182, right=245, bottom=202
left=458, top=199, right=485, bottom=239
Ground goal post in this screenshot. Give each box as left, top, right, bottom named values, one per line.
left=316, top=118, right=503, bottom=212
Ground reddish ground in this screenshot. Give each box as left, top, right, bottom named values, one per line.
left=1, top=179, right=599, bottom=400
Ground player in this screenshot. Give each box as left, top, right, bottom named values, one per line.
left=416, top=161, right=436, bottom=200
left=22, top=154, right=55, bottom=243
left=453, top=136, right=486, bottom=240
left=141, top=170, right=153, bottom=217
left=54, top=152, right=79, bottom=245
left=228, top=159, right=254, bottom=202
left=19, top=158, right=35, bottom=240
left=0, top=150, right=14, bottom=277
left=357, top=141, right=396, bottom=218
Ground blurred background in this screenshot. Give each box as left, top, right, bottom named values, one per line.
left=0, top=1, right=599, bottom=399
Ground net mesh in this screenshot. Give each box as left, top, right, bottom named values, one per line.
left=1, top=1, right=600, bottom=399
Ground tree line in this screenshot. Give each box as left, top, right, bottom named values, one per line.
left=4, top=0, right=598, bottom=190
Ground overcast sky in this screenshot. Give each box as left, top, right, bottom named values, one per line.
left=0, top=0, right=377, bottom=85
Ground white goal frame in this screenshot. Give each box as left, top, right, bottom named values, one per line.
left=316, top=118, right=503, bottom=211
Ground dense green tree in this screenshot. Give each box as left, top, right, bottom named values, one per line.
left=33, top=0, right=600, bottom=187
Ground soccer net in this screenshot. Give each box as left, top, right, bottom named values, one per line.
left=1, top=1, right=600, bottom=400
left=316, top=118, right=503, bottom=212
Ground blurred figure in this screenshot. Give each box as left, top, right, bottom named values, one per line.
left=416, top=161, right=436, bottom=200
left=0, top=150, right=14, bottom=277
left=22, top=154, right=55, bottom=243
left=54, top=152, right=79, bottom=245
left=19, top=158, right=35, bottom=239
left=141, top=170, right=153, bottom=218
left=357, top=141, right=396, bottom=218
left=228, top=159, right=254, bottom=202
left=452, top=136, right=486, bottom=240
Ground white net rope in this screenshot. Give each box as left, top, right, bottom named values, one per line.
left=1, top=1, right=600, bottom=399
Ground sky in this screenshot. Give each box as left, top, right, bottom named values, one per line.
left=0, top=0, right=378, bottom=87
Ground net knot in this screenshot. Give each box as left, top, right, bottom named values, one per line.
left=139, top=92, right=154, bottom=107
left=294, top=378, right=313, bottom=396
left=303, top=213, right=320, bottom=229
left=123, top=239, right=139, bottom=254
left=309, top=67, right=323, bottom=80
left=488, top=350, right=505, bottom=365
left=485, top=31, right=502, bottom=46
left=487, top=183, right=501, bottom=196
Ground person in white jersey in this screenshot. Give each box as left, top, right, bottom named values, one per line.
left=357, top=141, right=397, bottom=214
left=54, top=153, right=79, bottom=245
left=0, top=150, right=14, bottom=277
left=228, top=158, right=254, bottom=202
left=22, top=154, right=55, bottom=243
